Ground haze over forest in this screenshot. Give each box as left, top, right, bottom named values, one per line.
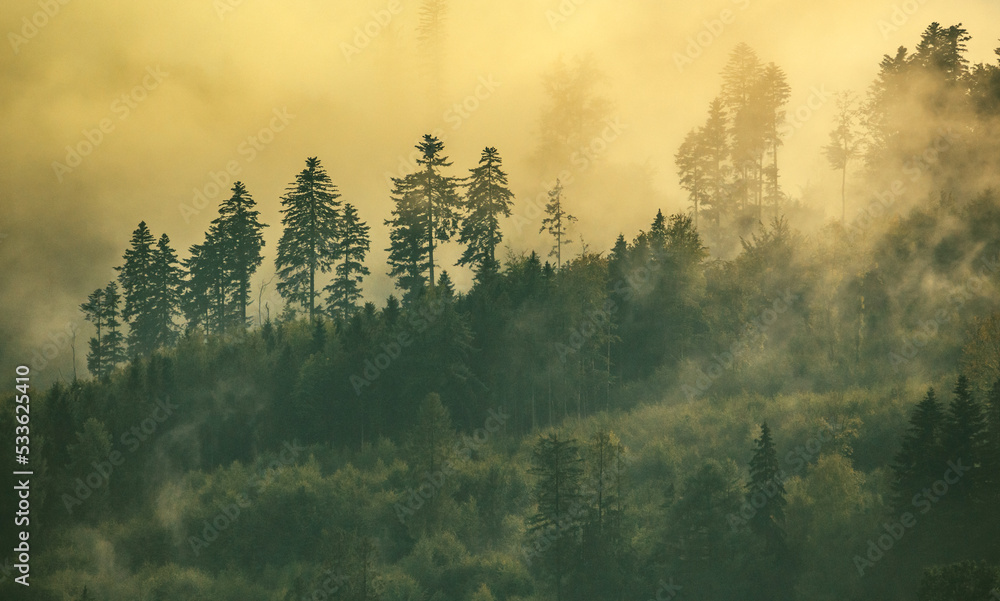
left=5, top=1, right=1000, bottom=601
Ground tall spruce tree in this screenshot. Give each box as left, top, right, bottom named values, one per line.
left=182, top=226, right=227, bottom=334
left=385, top=135, right=462, bottom=299
left=721, top=43, right=763, bottom=214
left=116, top=221, right=158, bottom=356
left=276, top=157, right=342, bottom=321
left=101, top=281, right=126, bottom=371
left=459, top=146, right=514, bottom=277
left=943, top=375, right=988, bottom=500
left=149, top=233, right=183, bottom=348
left=701, top=97, right=730, bottom=226
left=528, top=432, right=583, bottom=601
left=676, top=127, right=709, bottom=229
left=986, top=379, right=1000, bottom=501
left=81, top=287, right=108, bottom=378
left=759, top=62, right=791, bottom=219
left=747, top=422, right=786, bottom=554
left=893, top=387, right=945, bottom=508
left=539, top=179, right=576, bottom=269
left=325, top=202, right=371, bottom=321
left=214, top=181, right=267, bottom=327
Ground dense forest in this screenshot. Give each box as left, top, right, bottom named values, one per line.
left=5, top=21, right=1000, bottom=601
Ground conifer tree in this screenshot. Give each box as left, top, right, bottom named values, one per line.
left=675, top=128, right=709, bottom=229
left=701, top=97, right=730, bottom=226
left=116, top=221, right=158, bottom=356
left=721, top=43, right=763, bottom=213
left=149, top=233, right=183, bottom=348
left=528, top=432, right=583, bottom=601
left=101, top=281, right=126, bottom=370
left=214, top=181, right=267, bottom=327
left=759, top=62, right=791, bottom=219
left=276, top=157, right=342, bottom=321
left=385, top=135, right=462, bottom=298
left=986, top=379, right=1000, bottom=500
left=893, top=387, right=945, bottom=507
left=325, top=202, right=371, bottom=321
left=747, top=422, right=786, bottom=554
left=182, top=227, right=227, bottom=333
left=539, top=179, right=576, bottom=269
left=81, top=287, right=108, bottom=378
left=459, top=147, right=514, bottom=277
left=410, top=392, right=454, bottom=476
left=943, top=375, right=988, bottom=500
left=823, top=91, right=862, bottom=223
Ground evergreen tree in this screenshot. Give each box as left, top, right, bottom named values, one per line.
left=276, top=157, right=342, bottom=321
left=539, top=179, right=576, bottom=269
left=943, top=375, right=988, bottom=500
left=410, top=392, right=454, bottom=477
left=721, top=43, right=763, bottom=214
left=325, top=202, right=371, bottom=321
left=701, top=97, right=731, bottom=226
left=149, top=233, right=182, bottom=348
left=459, top=147, right=514, bottom=277
left=81, top=281, right=127, bottom=378
left=528, top=433, right=583, bottom=601
left=986, top=379, right=1000, bottom=500
left=214, top=181, right=267, bottom=327
left=80, top=287, right=107, bottom=378
left=101, top=281, right=126, bottom=370
left=580, top=430, right=629, bottom=601
left=758, top=62, right=791, bottom=219
left=675, top=127, right=709, bottom=229
left=385, top=135, right=462, bottom=299
left=416, top=0, right=449, bottom=99
left=746, top=422, right=786, bottom=554
left=116, top=221, right=158, bottom=356
left=182, top=226, right=227, bottom=334
left=893, top=387, right=945, bottom=508
left=823, top=91, right=863, bottom=223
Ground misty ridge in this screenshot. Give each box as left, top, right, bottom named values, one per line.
left=5, top=5, right=1000, bottom=601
